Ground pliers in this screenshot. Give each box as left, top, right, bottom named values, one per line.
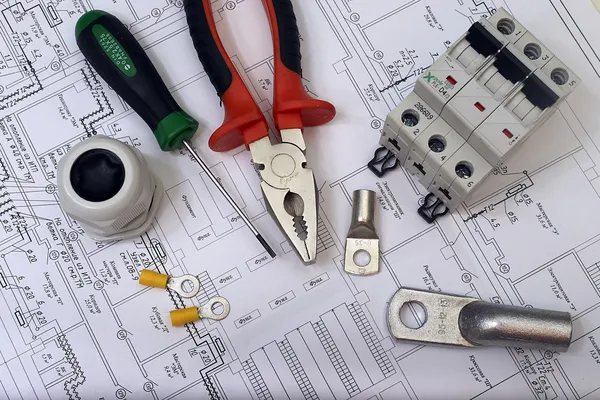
left=183, top=0, right=336, bottom=265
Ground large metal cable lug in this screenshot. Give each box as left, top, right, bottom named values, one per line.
left=387, top=288, right=572, bottom=352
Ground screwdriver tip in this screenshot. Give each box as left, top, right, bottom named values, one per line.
left=256, top=234, right=276, bottom=258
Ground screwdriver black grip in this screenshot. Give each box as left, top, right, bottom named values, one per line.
left=75, top=10, right=198, bottom=151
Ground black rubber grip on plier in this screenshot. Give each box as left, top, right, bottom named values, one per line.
left=183, top=0, right=233, bottom=97
left=272, top=0, right=302, bottom=76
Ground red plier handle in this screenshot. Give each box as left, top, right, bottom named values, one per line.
left=184, top=0, right=336, bottom=152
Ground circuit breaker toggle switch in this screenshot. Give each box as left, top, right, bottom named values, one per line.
left=480, top=66, right=508, bottom=95
left=452, top=20, right=507, bottom=72
left=509, top=93, right=540, bottom=121
left=454, top=45, right=483, bottom=70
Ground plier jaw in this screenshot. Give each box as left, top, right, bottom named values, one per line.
left=250, top=129, right=318, bottom=265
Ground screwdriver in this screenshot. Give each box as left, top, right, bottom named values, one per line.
left=75, top=10, right=275, bottom=258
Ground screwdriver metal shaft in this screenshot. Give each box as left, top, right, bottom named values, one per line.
left=183, top=141, right=276, bottom=258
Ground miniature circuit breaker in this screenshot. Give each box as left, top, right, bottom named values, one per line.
left=379, top=8, right=580, bottom=214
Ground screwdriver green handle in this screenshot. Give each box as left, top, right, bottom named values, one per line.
left=75, top=10, right=198, bottom=151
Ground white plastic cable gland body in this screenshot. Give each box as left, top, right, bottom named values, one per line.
left=57, top=136, right=163, bottom=241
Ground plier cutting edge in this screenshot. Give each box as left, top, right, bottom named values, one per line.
left=183, top=0, right=336, bottom=265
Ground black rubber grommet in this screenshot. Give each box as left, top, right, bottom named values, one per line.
left=70, top=149, right=125, bottom=202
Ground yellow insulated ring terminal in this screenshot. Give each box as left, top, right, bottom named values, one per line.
left=170, top=297, right=231, bottom=326
left=139, top=270, right=169, bottom=289
left=138, top=270, right=201, bottom=298
left=170, top=307, right=200, bottom=326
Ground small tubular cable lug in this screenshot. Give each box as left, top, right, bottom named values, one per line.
left=344, top=190, right=380, bottom=276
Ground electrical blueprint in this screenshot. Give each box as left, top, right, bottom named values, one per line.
left=1, top=0, right=600, bottom=398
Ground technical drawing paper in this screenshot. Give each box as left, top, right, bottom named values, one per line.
left=0, top=0, right=600, bottom=399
